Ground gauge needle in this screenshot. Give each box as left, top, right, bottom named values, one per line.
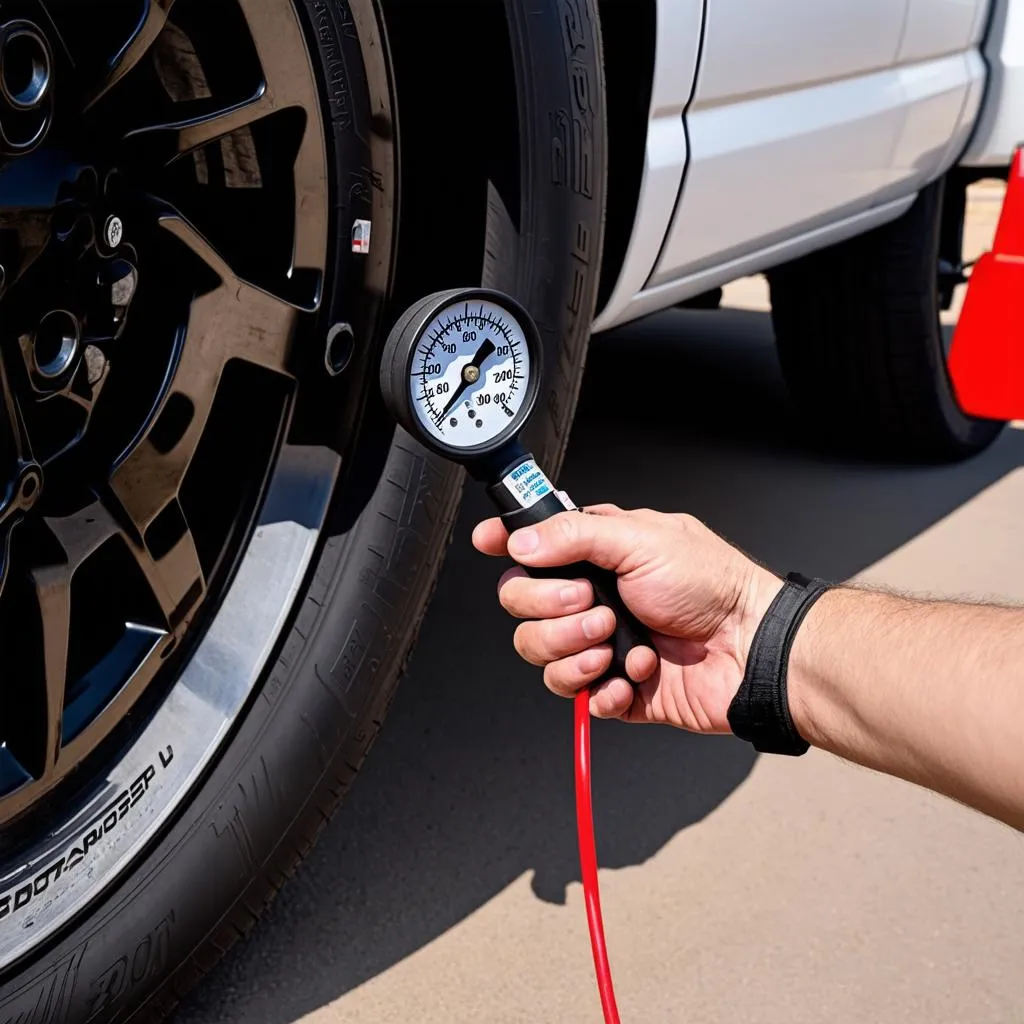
left=439, top=339, right=496, bottom=419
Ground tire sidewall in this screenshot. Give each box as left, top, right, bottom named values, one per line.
left=918, top=181, right=1004, bottom=453
left=492, top=0, right=606, bottom=474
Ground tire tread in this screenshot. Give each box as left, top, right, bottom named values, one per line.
left=768, top=179, right=1002, bottom=461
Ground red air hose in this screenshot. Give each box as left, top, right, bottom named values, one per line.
left=574, top=691, right=622, bottom=1024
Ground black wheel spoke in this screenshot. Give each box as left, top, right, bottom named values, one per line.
left=159, top=206, right=315, bottom=315
left=234, top=0, right=328, bottom=277
left=22, top=561, right=70, bottom=776
left=48, top=498, right=196, bottom=631
left=23, top=507, right=129, bottom=777
left=85, top=0, right=177, bottom=109
left=125, top=89, right=277, bottom=157
left=107, top=432, right=210, bottom=626
left=0, top=354, right=41, bottom=600
left=104, top=213, right=297, bottom=615
left=0, top=350, right=35, bottom=467
left=15, top=500, right=181, bottom=780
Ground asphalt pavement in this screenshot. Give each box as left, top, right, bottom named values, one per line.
left=178, top=187, right=1024, bottom=1024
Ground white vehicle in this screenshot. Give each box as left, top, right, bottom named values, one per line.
left=597, top=0, right=1020, bottom=460
left=0, top=1, right=1017, bottom=1016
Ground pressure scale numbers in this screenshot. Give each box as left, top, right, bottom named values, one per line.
left=410, top=298, right=532, bottom=450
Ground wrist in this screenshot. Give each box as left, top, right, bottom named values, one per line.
left=728, top=571, right=834, bottom=756
left=735, top=565, right=784, bottom=676
left=784, top=586, right=842, bottom=749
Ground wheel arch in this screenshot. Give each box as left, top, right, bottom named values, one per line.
left=595, top=0, right=657, bottom=314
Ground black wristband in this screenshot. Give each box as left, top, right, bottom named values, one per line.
left=727, top=572, right=831, bottom=756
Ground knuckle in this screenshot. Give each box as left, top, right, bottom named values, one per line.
left=674, top=512, right=700, bottom=535
left=538, top=616, right=567, bottom=656
left=553, top=512, right=578, bottom=544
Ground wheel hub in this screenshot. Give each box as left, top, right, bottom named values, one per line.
left=0, top=144, right=142, bottom=541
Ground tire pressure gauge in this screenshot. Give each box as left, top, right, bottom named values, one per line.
left=381, top=288, right=652, bottom=681
left=381, top=289, right=541, bottom=469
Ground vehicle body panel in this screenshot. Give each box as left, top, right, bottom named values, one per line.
left=595, top=0, right=1007, bottom=333
left=899, top=0, right=988, bottom=64
left=594, top=196, right=916, bottom=330
left=691, top=0, right=905, bottom=103
left=593, top=0, right=703, bottom=329
left=963, top=0, right=1024, bottom=164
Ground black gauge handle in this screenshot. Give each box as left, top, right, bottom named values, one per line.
left=488, top=471, right=655, bottom=686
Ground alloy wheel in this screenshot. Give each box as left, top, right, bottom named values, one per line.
left=0, top=0, right=343, bottom=964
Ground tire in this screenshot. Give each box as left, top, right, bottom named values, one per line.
left=768, top=178, right=1005, bottom=461
left=383, top=0, right=605, bottom=474
left=0, top=0, right=604, bottom=1020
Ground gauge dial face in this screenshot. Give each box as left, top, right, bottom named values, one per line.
left=409, top=298, right=532, bottom=451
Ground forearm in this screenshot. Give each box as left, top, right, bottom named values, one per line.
left=788, top=588, right=1024, bottom=830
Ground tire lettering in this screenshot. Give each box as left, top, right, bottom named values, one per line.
left=85, top=912, right=174, bottom=1022
left=82, top=828, right=101, bottom=856
left=0, top=750, right=174, bottom=923
left=562, top=0, right=587, bottom=55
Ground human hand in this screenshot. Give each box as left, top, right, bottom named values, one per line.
left=472, top=506, right=783, bottom=730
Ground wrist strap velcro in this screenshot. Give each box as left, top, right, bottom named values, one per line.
left=727, top=572, right=831, bottom=756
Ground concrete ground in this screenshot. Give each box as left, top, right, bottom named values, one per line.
left=178, top=185, right=1024, bottom=1023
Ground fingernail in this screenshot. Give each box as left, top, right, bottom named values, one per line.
left=581, top=648, right=605, bottom=672
left=508, top=528, right=539, bottom=556
left=559, top=584, right=583, bottom=607
left=582, top=611, right=608, bottom=641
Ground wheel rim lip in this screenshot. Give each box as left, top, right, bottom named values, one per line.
left=0, top=0, right=358, bottom=967
left=0, top=445, right=339, bottom=968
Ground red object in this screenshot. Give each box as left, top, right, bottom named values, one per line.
left=575, top=691, right=622, bottom=1024
left=993, top=150, right=1024, bottom=256
left=948, top=148, right=1024, bottom=419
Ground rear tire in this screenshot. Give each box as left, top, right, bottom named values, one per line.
left=768, top=178, right=1004, bottom=461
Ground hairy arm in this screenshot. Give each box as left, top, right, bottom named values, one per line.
left=790, top=589, right=1024, bottom=830
left=474, top=507, right=1024, bottom=829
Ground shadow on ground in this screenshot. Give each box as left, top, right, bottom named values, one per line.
left=177, top=309, right=1024, bottom=1022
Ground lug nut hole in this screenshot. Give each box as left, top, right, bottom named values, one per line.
left=34, top=311, right=81, bottom=380
left=325, top=323, right=355, bottom=377
left=1, top=26, right=52, bottom=111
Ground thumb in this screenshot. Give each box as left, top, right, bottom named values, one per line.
left=506, top=509, right=639, bottom=573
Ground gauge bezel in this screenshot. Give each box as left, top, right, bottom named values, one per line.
left=380, top=288, right=543, bottom=463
